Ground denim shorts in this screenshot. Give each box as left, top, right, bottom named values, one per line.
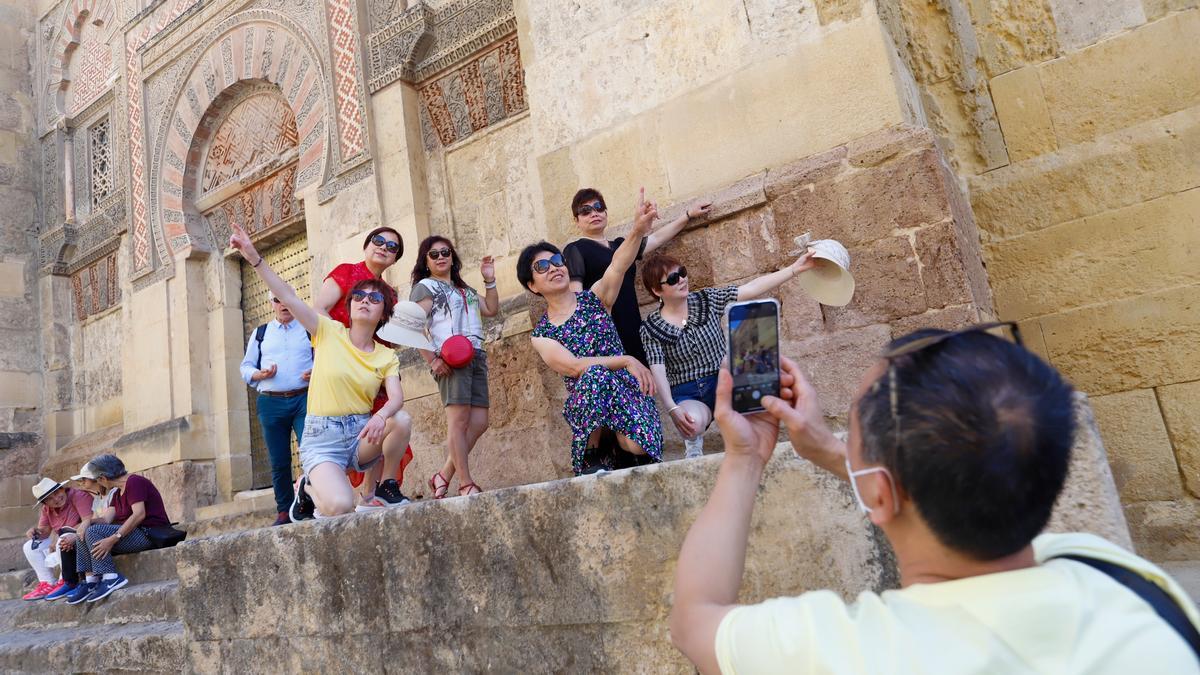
left=670, top=373, right=719, bottom=418
left=299, top=414, right=381, bottom=475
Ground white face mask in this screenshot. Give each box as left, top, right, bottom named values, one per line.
left=845, top=458, right=900, bottom=515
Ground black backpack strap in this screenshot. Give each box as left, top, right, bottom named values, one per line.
left=254, top=323, right=268, bottom=369
left=1054, top=554, right=1200, bottom=662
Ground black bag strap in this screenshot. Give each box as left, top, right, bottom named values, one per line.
left=1054, top=554, right=1200, bottom=662
left=254, top=323, right=268, bottom=369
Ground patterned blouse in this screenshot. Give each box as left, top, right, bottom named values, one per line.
left=639, top=285, right=739, bottom=387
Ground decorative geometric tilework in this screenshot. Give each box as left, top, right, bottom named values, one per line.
left=70, top=250, right=119, bottom=321
left=89, top=118, right=113, bottom=209
left=199, top=93, right=298, bottom=196
left=325, top=0, right=367, bottom=161
left=417, top=34, right=527, bottom=148
left=67, top=16, right=115, bottom=118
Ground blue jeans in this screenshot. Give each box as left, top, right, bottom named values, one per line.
left=257, top=392, right=307, bottom=513
left=670, top=373, right=719, bottom=419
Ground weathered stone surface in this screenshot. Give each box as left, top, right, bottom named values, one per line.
left=788, top=323, right=893, bottom=420
left=1157, top=380, right=1200, bottom=498
left=1040, top=284, right=1200, bottom=396
left=1048, top=0, right=1146, bottom=51
left=889, top=303, right=981, bottom=338
left=1040, top=9, right=1198, bottom=144
left=1144, top=0, right=1200, bottom=19
left=1089, top=389, right=1183, bottom=503
left=1124, top=498, right=1200, bottom=561
left=822, top=236, right=926, bottom=330
left=815, top=0, right=864, bottom=24
left=990, top=64, right=1058, bottom=161
left=970, top=0, right=1061, bottom=75
left=0, top=620, right=184, bottom=673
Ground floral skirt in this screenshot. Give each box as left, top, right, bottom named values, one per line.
left=562, top=365, right=663, bottom=475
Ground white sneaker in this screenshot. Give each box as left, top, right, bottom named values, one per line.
left=354, top=495, right=386, bottom=512
left=684, top=437, right=704, bottom=459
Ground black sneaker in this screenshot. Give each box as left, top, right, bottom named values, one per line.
left=578, top=446, right=612, bottom=475
left=289, top=475, right=316, bottom=522
left=612, top=449, right=657, bottom=470
left=374, top=479, right=410, bottom=507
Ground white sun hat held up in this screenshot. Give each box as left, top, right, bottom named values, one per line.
left=377, top=300, right=436, bottom=351
left=789, top=233, right=856, bottom=307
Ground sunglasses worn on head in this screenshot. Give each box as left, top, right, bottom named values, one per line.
left=661, top=267, right=688, bottom=287
left=427, top=248, right=453, bottom=260
left=531, top=254, right=565, bottom=274
left=350, top=289, right=385, bottom=305
left=576, top=201, right=606, bottom=217
left=370, top=234, right=401, bottom=254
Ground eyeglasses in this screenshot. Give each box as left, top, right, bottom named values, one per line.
left=350, top=289, right=385, bottom=305
left=576, top=201, right=606, bottom=217
left=427, top=248, right=453, bottom=260
left=531, top=254, right=566, bottom=274
left=875, top=321, right=1023, bottom=468
left=370, top=235, right=401, bottom=254
left=660, top=267, right=688, bottom=287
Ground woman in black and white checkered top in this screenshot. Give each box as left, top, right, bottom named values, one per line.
left=639, top=252, right=816, bottom=458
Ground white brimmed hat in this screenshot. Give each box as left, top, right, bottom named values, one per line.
left=69, top=462, right=101, bottom=481
left=792, top=235, right=855, bottom=307
left=376, top=301, right=435, bottom=351
left=32, top=477, right=64, bottom=506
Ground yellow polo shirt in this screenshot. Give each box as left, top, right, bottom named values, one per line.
left=715, top=532, right=1199, bottom=674
left=307, top=315, right=399, bottom=416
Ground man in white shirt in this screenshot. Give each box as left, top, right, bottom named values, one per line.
left=240, top=293, right=313, bottom=526
left=671, top=324, right=1200, bottom=674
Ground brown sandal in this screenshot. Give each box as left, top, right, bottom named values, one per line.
left=428, top=472, right=449, bottom=499
left=458, top=482, right=482, bottom=497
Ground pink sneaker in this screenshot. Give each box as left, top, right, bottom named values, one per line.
left=22, top=581, right=53, bottom=601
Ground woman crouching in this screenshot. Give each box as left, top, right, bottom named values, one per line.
left=229, top=223, right=406, bottom=520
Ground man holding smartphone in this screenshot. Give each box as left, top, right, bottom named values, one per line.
left=670, top=327, right=1199, bottom=673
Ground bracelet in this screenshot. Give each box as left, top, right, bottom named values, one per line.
left=252, top=256, right=264, bottom=268
left=667, top=405, right=681, bottom=415
left=484, top=280, right=497, bottom=289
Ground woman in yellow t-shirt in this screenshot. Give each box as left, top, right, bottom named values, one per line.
left=230, top=224, right=405, bottom=521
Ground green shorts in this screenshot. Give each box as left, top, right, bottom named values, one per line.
left=436, top=351, right=489, bottom=408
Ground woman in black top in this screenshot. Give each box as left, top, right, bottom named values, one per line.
left=562, top=187, right=711, bottom=365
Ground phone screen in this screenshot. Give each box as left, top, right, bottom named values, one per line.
left=727, top=299, right=780, bottom=413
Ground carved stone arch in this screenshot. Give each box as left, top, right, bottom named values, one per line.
left=45, top=0, right=116, bottom=124
left=151, top=10, right=332, bottom=256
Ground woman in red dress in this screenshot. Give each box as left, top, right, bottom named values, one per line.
left=312, top=226, right=414, bottom=508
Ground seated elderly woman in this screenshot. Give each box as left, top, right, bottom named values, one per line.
left=22, top=477, right=92, bottom=601
left=639, top=251, right=815, bottom=458
left=65, top=454, right=174, bottom=604
left=518, top=190, right=662, bottom=475
left=228, top=223, right=408, bottom=522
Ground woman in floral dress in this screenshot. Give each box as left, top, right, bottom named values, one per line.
left=517, top=190, right=663, bottom=475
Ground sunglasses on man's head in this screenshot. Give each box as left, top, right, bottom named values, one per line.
left=661, top=267, right=688, bottom=287
left=350, top=289, right=385, bottom=305
left=576, top=201, right=606, bottom=217
left=531, top=254, right=566, bottom=274
left=427, top=248, right=453, bottom=260
left=370, top=234, right=401, bottom=254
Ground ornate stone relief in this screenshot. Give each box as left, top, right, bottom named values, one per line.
left=70, top=249, right=120, bottom=321
left=89, top=118, right=114, bottom=209
left=366, top=0, right=517, bottom=92
left=199, top=93, right=299, bottom=196
left=418, top=34, right=525, bottom=147
left=42, top=0, right=119, bottom=130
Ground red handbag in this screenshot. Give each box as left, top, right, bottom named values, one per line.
left=440, top=286, right=476, bottom=368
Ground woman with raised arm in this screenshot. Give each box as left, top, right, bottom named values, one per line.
left=311, top=226, right=414, bottom=508
left=517, top=189, right=663, bottom=475
left=229, top=223, right=407, bottom=521
left=639, top=251, right=816, bottom=458
left=409, top=236, right=500, bottom=498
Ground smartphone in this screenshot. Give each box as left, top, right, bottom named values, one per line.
left=726, top=298, right=781, bottom=414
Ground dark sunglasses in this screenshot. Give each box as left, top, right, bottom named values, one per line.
left=876, top=321, right=1023, bottom=459
left=660, top=267, right=688, bottom=287
left=531, top=254, right=566, bottom=274
left=576, top=201, right=606, bottom=217
left=370, top=234, right=401, bottom=254
left=270, top=297, right=281, bottom=304
left=427, top=248, right=453, bottom=260
left=350, top=289, right=385, bottom=305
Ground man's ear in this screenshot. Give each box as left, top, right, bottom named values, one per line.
left=866, top=470, right=900, bottom=526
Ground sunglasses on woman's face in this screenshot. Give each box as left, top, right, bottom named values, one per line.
left=661, top=267, right=688, bottom=287
left=427, top=248, right=453, bottom=260
left=531, top=254, right=566, bottom=274
left=576, top=201, right=606, bottom=217
left=370, top=235, right=401, bottom=254
left=350, top=289, right=385, bottom=305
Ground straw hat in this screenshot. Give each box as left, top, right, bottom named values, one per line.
left=31, top=478, right=64, bottom=506
left=376, top=301, right=435, bottom=351
left=790, top=234, right=855, bottom=307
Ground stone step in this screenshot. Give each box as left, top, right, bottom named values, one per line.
left=0, top=546, right=179, bottom=601
left=0, top=620, right=184, bottom=673
left=0, top=580, right=178, bottom=632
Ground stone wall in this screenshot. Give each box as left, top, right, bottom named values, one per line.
left=0, top=0, right=45, bottom=538
left=877, top=1, right=1200, bottom=562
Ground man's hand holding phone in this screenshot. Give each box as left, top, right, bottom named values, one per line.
left=761, top=356, right=848, bottom=478
left=713, top=365, right=784, bottom=467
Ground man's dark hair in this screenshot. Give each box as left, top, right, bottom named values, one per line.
left=570, top=188, right=606, bottom=217
left=516, top=241, right=561, bottom=294
left=411, top=235, right=468, bottom=289
left=344, top=278, right=397, bottom=336
left=88, top=453, right=127, bottom=480
left=857, top=329, right=1076, bottom=561
left=362, top=226, right=404, bottom=259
